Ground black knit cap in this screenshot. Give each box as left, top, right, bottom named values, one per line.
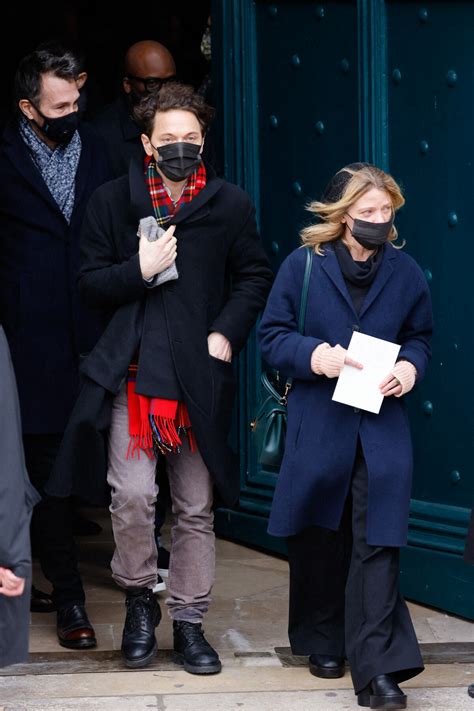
left=322, top=162, right=371, bottom=204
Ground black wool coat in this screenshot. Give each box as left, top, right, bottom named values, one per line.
left=47, top=160, right=273, bottom=506
left=0, top=327, right=40, bottom=667
left=0, top=121, right=110, bottom=433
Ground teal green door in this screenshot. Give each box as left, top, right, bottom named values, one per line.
left=213, top=0, right=474, bottom=619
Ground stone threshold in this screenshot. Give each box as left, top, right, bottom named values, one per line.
left=276, top=643, right=474, bottom=667
left=2, top=643, right=474, bottom=677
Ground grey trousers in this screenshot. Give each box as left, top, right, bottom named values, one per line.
left=107, top=386, right=215, bottom=622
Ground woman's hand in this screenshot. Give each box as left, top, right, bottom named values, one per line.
left=379, top=374, right=403, bottom=397
left=208, top=332, right=232, bottom=363
left=380, top=360, right=417, bottom=398
left=139, top=224, right=177, bottom=280
left=311, top=343, right=363, bottom=378
left=0, top=567, right=25, bottom=597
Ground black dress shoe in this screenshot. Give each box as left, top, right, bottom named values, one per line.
left=30, top=585, right=57, bottom=613
left=358, top=674, right=407, bottom=709
left=57, top=603, right=97, bottom=649
left=121, top=587, right=161, bottom=668
left=468, top=683, right=474, bottom=698
left=309, top=653, right=345, bottom=679
left=173, top=620, right=221, bottom=675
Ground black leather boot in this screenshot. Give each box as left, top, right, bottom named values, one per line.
left=173, top=620, right=222, bottom=675
left=121, top=587, right=161, bottom=668
left=358, top=674, right=407, bottom=709
left=309, top=654, right=345, bottom=678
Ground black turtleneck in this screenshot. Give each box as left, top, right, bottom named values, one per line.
left=333, top=239, right=382, bottom=315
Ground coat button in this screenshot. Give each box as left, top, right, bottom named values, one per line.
left=352, top=324, right=360, bottom=331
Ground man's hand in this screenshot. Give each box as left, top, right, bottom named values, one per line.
left=208, top=332, right=232, bottom=363
left=0, top=567, right=26, bottom=597
left=139, top=224, right=177, bottom=280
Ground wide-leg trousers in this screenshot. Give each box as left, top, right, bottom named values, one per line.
left=287, top=441, right=424, bottom=694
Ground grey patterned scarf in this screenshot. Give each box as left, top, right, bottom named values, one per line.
left=19, top=117, right=81, bottom=224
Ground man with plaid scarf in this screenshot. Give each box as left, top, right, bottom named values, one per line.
left=57, top=82, right=272, bottom=671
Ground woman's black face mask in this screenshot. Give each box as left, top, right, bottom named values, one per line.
left=346, top=213, right=393, bottom=250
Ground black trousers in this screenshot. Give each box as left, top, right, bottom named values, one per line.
left=287, top=442, right=424, bottom=694
left=23, top=434, right=85, bottom=609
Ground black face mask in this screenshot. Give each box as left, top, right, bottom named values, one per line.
left=154, top=141, right=203, bottom=182
left=346, top=213, right=393, bottom=250
left=31, top=104, right=79, bottom=145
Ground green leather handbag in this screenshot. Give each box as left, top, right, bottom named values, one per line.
left=251, top=247, right=314, bottom=469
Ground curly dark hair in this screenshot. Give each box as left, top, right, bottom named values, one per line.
left=133, top=81, right=215, bottom=137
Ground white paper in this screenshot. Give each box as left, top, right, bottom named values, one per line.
left=332, top=332, right=401, bottom=414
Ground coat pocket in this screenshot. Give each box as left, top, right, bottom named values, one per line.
left=208, top=355, right=237, bottom=433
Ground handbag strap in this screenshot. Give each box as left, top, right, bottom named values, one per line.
left=281, top=247, right=314, bottom=402
left=298, top=247, right=314, bottom=335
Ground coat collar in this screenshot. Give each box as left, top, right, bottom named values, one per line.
left=322, top=242, right=397, bottom=319
left=2, top=119, right=93, bottom=223
left=116, top=95, right=142, bottom=142
left=128, top=157, right=224, bottom=225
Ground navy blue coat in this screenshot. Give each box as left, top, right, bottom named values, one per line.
left=0, top=121, right=110, bottom=433
left=258, top=243, right=432, bottom=547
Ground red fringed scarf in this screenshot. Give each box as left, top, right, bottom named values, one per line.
left=126, top=157, right=206, bottom=459
left=127, top=367, right=197, bottom=459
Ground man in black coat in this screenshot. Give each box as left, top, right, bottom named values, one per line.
left=92, top=40, right=176, bottom=178
left=0, top=47, right=110, bottom=649
left=0, top=326, right=40, bottom=668
left=49, top=82, right=272, bottom=671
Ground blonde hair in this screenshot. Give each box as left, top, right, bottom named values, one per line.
left=301, top=164, right=406, bottom=255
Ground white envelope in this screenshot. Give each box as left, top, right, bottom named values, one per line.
left=332, top=332, right=401, bottom=414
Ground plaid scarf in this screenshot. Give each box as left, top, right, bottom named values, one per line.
left=126, top=157, right=207, bottom=459
left=145, top=154, right=207, bottom=226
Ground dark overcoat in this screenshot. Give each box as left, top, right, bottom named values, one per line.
left=46, top=160, right=273, bottom=506
left=258, top=243, right=432, bottom=547
left=92, top=96, right=144, bottom=179
left=0, top=121, right=110, bottom=433
left=0, top=326, right=40, bottom=667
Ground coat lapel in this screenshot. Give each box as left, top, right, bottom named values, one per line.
left=358, top=245, right=396, bottom=319
left=321, top=249, right=358, bottom=318
left=74, top=126, right=93, bottom=209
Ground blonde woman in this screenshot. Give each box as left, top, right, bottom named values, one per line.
left=258, top=164, right=432, bottom=709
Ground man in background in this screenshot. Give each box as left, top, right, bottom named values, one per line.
left=93, top=40, right=176, bottom=178
left=0, top=46, right=109, bottom=649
